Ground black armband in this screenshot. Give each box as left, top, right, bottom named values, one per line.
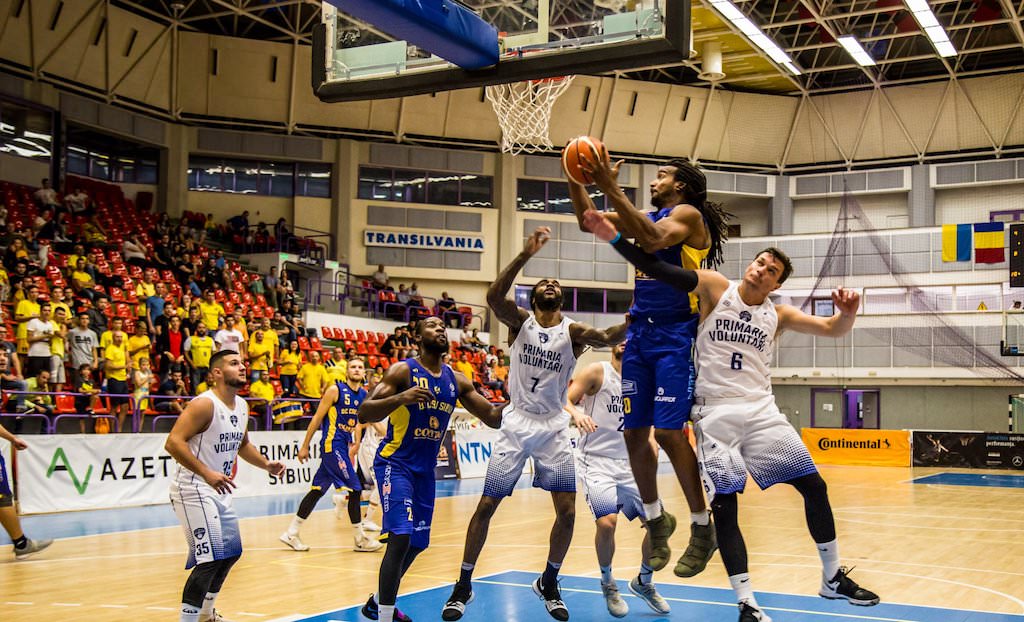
left=610, top=237, right=699, bottom=293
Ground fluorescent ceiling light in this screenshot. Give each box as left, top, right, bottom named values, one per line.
left=710, top=0, right=801, bottom=74
left=837, top=35, right=876, bottom=66
left=904, top=0, right=958, bottom=57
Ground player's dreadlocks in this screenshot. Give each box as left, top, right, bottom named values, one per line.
left=665, top=158, right=731, bottom=269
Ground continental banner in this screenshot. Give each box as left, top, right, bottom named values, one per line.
left=802, top=428, right=911, bottom=467
left=16, top=431, right=323, bottom=514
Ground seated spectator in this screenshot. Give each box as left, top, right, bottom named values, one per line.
left=247, top=369, right=276, bottom=411
left=72, top=363, right=101, bottom=433
left=271, top=310, right=294, bottom=346
left=483, top=359, right=505, bottom=394
left=0, top=346, right=27, bottom=413
left=323, top=346, right=347, bottom=383
left=397, top=284, right=410, bottom=306
left=278, top=339, right=302, bottom=397
left=368, top=364, right=384, bottom=390
left=408, top=282, right=424, bottom=307
left=80, top=219, right=107, bottom=244
left=461, top=327, right=485, bottom=352
left=493, top=356, right=509, bottom=386
left=23, top=369, right=53, bottom=418
left=380, top=327, right=406, bottom=361
left=437, top=291, right=460, bottom=328
left=201, top=256, right=225, bottom=290
left=274, top=217, right=292, bottom=249
left=195, top=370, right=214, bottom=394
left=154, top=367, right=188, bottom=414
left=123, top=233, right=149, bottom=267
left=452, top=352, right=477, bottom=386
left=227, top=210, right=249, bottom=237
left=371, top=264, right=389, bottom=291
left=64, top=187, right=92, bottom=216
left=296, top=350, right=327, bottom=401
left=32, top=178, right=59, bottom=210
left=70, top=258, right=97, bottom=301
left=4, top=237, right=30, bottom=270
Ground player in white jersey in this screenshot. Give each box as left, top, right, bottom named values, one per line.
left=165, top=351, right=285, bottom=622
left=584, top=210, right=880, bottom=622
left=352, top=418, right=385, bottom=531
left=443, top=227, right=628, bottom=622
left=567, top=342, right=670, bottom=618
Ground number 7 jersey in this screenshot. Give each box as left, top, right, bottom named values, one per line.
left=694, top=282, right=776, bottom=400
left=508, top=314, right=578, bottom=419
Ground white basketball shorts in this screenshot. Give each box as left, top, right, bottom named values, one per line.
left=576, top=452, right=643, bottom=521
left=169, top=483, right=242, bottom=569
left=691, top=394, right=818, bottom=499
left=483, top=406, right=576, bottom=498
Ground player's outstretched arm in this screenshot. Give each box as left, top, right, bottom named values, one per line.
left=565, top=155, right=630, bottom=236
left=570, top=318, right=628, bottom=348
left=298, top=383, right=339, bottom=462
left=454, top=371, right=503, bottom=429
left=487, top=227, right=549, bottom=331
left=165, top=397, right=235, bottom=493
left=358, top=362, right=433, bottom=423
left=776, top=288, right=860, bottom=338
left=238, top=431, right=285, bottom=476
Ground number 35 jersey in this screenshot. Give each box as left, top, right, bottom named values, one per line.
left=508, top=314, right=578, bottom=421
left=694, top=282, right=776, bottom=401
left=171, top=390, right=250, bottom=494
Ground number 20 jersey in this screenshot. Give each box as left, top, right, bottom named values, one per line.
left=694, top=282, right=776, bottom=401
left=508, top=314, right=578, bottom=420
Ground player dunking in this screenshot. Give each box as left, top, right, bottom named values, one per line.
left=358, top=317, right=503, bottom=622
left=165, top=351, right=286, bottom=622
left=443, top=227, right=628, bottom=622
left=569, top=152, right=730, bottom=576
left=566, top=342, right=670, bottom=618
left=585, top=210, right=880, bottom=622
left=281, top=356, right=381, bottom=553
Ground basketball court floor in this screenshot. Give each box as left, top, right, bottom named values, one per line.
left=4, top=464, right=1023, bottom=621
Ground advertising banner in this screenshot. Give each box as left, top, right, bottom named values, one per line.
left=912, top=431, right=1024, bottom=469
left=17, top=432, right=324, bottom=514
left=802, top=428, right=911, bottom=467
left=453, top=416, right=503, bottom=479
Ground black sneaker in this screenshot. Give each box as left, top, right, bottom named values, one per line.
left=441, top=582, right=474, bottom=621
left=819, top=567, right=880, bottom=606
left=361, top=594, right=413, bottom=622
left=532, top=576, right=569, bottom=621
left=738, top=601, right=772, bottom=622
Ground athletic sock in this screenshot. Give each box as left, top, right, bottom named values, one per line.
left=643, top=500, right=663, bottom=521
left=638, top=561, right=654, bottom=586
left=816, top=539, right=841, bottom=580
left=287, top=516, right=305, bottom=536
left=378, top=604, right=395, bottom=622
left=458, top=561, right=475, bottom=586
left=599, top=565, right=613, bottom=585
left=12, top=535, right=27, bottom=550
left=691, top=509, right=711, bottom=526
left=180, top=602, right=201, bottom=622
left=200, top=592, right=218, bottom=617
left=729, top=573, right=757, bottom=608
left=541, top=560, right=562, bottom=588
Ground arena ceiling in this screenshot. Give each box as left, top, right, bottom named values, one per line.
left=111, top=0, right=1024, bottom=96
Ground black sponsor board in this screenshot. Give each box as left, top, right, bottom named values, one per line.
left=434, top=428, right=460, bottom=480
left=912, top=431, right=1024, bottom=469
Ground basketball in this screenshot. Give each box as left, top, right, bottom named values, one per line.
left=562, top=136, right=607, bottom=185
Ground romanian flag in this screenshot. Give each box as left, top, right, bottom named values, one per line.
left=941, top=224, right=972, bottom=262
left=974, top=222, right=1005, bottom=263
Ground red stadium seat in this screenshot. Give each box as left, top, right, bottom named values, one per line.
left=309, top=337, right=323, bottom=351
left=343, top=329, right=356, bottom=341
left=356, top=342, right=368, bottom=355
left=297, top=337, right=310, bottom=351
left=321, top=326, right=333, bottom=339
left=356, top=330, right=367, bottom=342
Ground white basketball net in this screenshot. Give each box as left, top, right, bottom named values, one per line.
left=486, top=76, right=575, bottom=155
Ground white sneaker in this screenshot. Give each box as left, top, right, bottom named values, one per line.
left=354, top=535, right=383, bottom=552
left=279, top=532, right=309, bottom=551
left=628, top=576, right=671, bottom=615
left=333, top=493, right=346, bottom=519
left=14, top=538, right=53, bottom=560
left=361, top=518, right=382, bottom=532
left=601, top=580, right=628, bottom=618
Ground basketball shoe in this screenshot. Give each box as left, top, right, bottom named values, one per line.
left=738, top=601, right=772, bottom=622
left=674, top=520, right=717, bottom=577
left=361, top=594, right=412, bottom=622
left=532, top=575, right=569, bottom=621
left=441, top=581, right=474, bottom=621
left=601, top=580, right=628, bottom=618
left=13, top=538, right=53, bottom=560
left=629, top=576, right=671, bottom=614
left=819, top=567, right=880, bottom=606
left=354, top=533, right=383, bottom=552
left=644, top=510, right=677, bottom=570
left=279, top=532, right=309, bottom=551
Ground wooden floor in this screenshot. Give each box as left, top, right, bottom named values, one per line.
left=3, top=465, right=1024, bottom=621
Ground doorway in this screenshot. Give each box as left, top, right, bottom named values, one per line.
left=810, top=388, right=881, bottom=429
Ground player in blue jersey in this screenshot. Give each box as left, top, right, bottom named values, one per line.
left=568, top=151, right=731, bottom=577
left=281, top=357, right=382, bottom=553
left=358, top=317, right=504, bottom=622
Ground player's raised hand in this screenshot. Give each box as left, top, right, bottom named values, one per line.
left=266, top=461, right=286, bottom=477
left=582, top=210, right=618, bottom=243
left=399, top=385, right=435, bottom=405
left=204, top=469, right=237, bottom=494
left=832, top=287, right=860, bottom=316
left=579, top=144, right=624, bottom=192
left=524, top=227, right=551, bottom=256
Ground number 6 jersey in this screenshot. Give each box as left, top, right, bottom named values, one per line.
left=694, top=282, right=776, bottom=400
left=508, top=314, right=578, bottom=421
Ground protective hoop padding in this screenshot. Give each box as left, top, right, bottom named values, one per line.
left=486, top=75, right=575, bottom=155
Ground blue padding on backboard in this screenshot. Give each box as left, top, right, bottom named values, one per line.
left=327, top=0, right=499, bottom=70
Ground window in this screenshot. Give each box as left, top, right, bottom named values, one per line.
left=355, top=166, right=494, bottom=207
left=0, top=100, right=52, bottom=163
left=516, top=179, right=637, bottom=213
left=812, top=298, right=834, bottom=316
left=186, top=157, right=330, bottom=198
left=514, top=285, right=633, bottom=314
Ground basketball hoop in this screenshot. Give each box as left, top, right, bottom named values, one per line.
left=486, top=74, right=575, bottom=155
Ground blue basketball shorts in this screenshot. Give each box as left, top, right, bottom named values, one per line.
left=0, top=453, right=12, bottom=507
left=312, top=448, right=362, bottom=493
left=621, top=319, right=697, bottom=430
left=375, top=459, right=436, bottom=549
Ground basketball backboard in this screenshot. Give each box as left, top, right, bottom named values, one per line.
left=312, top=0, right=689, bottom=103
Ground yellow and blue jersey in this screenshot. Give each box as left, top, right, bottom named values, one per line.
left=320, top=381, right=366, bottom=454
left=377, top=359, right=458, bottom=473
left=630, top=206, right=709, bottom=320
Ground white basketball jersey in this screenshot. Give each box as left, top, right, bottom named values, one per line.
left=508, top=314, right=578, bottom=418
left=578, top=362, right=627, bottom=460
left=695, top=283, right=776, bottom=400
left=172, top=390, right=249, bottom=490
